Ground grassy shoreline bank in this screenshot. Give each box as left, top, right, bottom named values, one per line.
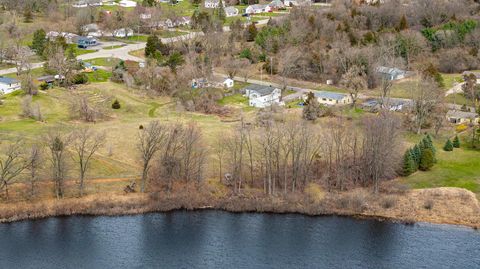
left=1, top=185, right=478, bottom=229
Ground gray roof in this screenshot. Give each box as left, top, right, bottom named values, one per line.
left=314, top=91, right=347, bottom=100
left=447, top=110, right=479, bottom=119
left=376, top=66, right=406, bottom=76
left=249, top=4, right=267, bottom=10
left=245, top=84, right=277, bottom=96
left=0, top=76, right=19, bottom=85
left=224, top=6, right=238, bottom=13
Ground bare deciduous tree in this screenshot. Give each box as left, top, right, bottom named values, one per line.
left=26, top=144, right=42, bottom=197
left=137, top=121, right=167, bottom=192
left=71, top=127, right=105, bottom=196
left=45, top=131, right=70, bottom=199
left=0, top=141, right=26, bottom=200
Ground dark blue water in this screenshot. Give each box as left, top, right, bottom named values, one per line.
left=0, top=211, right=479, bottom=269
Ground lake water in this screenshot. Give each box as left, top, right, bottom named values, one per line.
left=0, top=211, right=479, bottom=269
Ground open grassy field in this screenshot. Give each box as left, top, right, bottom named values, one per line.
left=400, top=134, right=480, bottom=196
left=85, top=58, right=121, bottom=68
left=0, top=81, right=252, bottom=182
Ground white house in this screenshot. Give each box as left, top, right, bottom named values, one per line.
left=0, top=77, right=21, bottom=95
left=268, top=0, right=284, bottom=9
left=246, top=4, right=270, bottom=14
left=446, top=110, right=479, bottom=125
left=46, top=31, right=79, bottom=44
left=284, top=0, right=311, bottom=6
left=72, top=1, right=88, bottom=8
left=223, top=78, right=234, bottom=88
left=204, top=0, right=225, bottom=8
left=224, top=6, right=239, bottom=17
left=309, top=91, right=352, bottom=106
left=362, top=98, right=412, bottom=112
left=244, top=84, right=283, bottom=108
left=376, top=66, right=408, bottom=81
left=119, top=0, right=137, bottom=7
left=113, top=28, right=134, bottom=37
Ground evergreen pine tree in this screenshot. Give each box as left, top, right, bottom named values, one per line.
left=419, top=148, right=434, bottom=171
left=217, top=0, right=226, bottom=22
left=145, top=35, right=159, bottom=58
left=31, top=29, right=47, bottom=56
left=402, top=149, right=416, bottom=176
left=412, top=144, right=421, bottom=168
left=453, top=135, right=460, bottom=148
left=443, top=139, right=454, bottom=151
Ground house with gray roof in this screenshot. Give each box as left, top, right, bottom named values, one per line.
left=204, top=0, right=225, bottom=8
left=308, top=91, right=352, bottom=106
left=376, top=66, right=408, bottom=81
left=0, top=77, right=21, bottom=95
left=446, top=110, right=479, bottom=125
left=362, top=98, right=412, bottom=112
left=245, top=4, right=270, bottom=14
left=243, top=84, right=283, bottom=108
left=224, top=6, right=239, bottom=17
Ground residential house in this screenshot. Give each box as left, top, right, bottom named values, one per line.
left=224, top=6, right=239, bottom=17
left=76, top=36, right=97, bottom=48
left=223, top=78, right=234, bottom=88
left=119, top=0, right=137, bottom=7
left=165, top=17, right=190, bottom=28
left=140, top=13, right=152, bottom=20
left=309, top=91, right=352, bottom=106
left=268, top=0, right=285, bottom=10
left=284, top=0, right=312, bottom=6
left=72, top=1, right=88, bottom=7
left=244, top=84, right=283, bottom=108
left=446, top=110, right=479, bottom=125
left=0, top=77, right=21, bottom=95
left=376, top=66, right=408, bottom=81
left=113, top=28, right=134, bottom=37
left=204, top=0, right=225, bottom=8
left=362, top=98, right=412, bottom=112
left=46, top=31, right=79, bottom=44
left=462, top=71, right=480, bottom=84
left=246, top=4, right=270, bottom=14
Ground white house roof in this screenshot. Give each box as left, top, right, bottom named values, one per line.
left=248, top=4, right=268, bottom=11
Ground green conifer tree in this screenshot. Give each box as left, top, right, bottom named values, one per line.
left=419, top=148, right=434, bottom=171
left=453, top=135, right=460, bottom=148
left=443, top=139, right=454, bottom=151
left=402, top=149, right=416, bottom=176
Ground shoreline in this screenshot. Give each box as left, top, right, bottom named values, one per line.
left=0, top=187, right=479, bottom=229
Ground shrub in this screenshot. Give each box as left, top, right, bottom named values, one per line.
left=39, top=82, right=49, bottom=91
left=453, top=135, right=460, bottom=148
left=112, top=99, right=121, bottom=109
left=456, top=124, right=468, bottom=132
left=72, top=73, right=88, bottom=84
left=419, top=148, right=434, bottom=171
left=423, top=199, right=434, bottom=210
left=443, top=139, right=453, bottom=151
left=381, top=196, right=396, bottom=209
left=401, top=149, right=416, bottom=176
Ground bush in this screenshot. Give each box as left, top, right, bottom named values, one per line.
left=419, top=148, right=434, bottom=171
left=381, top=196, right=396, bottom=209
left=456, top=124, right=468, bottom=132
left=443, top=139, right=453, bottom=151
left=112, top=99, right=121, bottom=109
left=39, top=82, right=49, bottom=91
left=72, top=73, right=88, bottom=84
left=423, top=199, right=434, bottom=210
left=453, top=135, right=460, bottom=148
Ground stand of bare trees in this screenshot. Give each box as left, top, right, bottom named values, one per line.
left=45, top=131, right=70, bottom=199
left=219, top=114, right=401, bottom=195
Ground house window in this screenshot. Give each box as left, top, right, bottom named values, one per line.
left=322, top=98, right=326, bottom=101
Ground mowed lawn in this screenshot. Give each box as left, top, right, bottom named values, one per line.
left=401, top=144, right=480, bottom=195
